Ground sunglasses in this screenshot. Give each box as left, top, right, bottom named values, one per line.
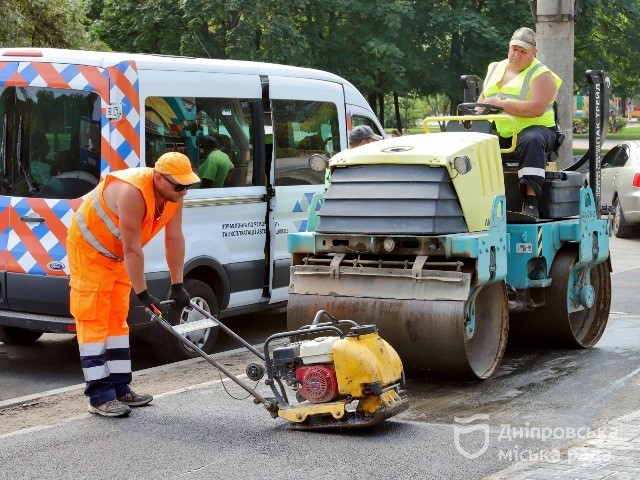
left=161, top=174, right=194, bottom=192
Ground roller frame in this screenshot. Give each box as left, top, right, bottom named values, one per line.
left=505, top=186, right=610, bottom=300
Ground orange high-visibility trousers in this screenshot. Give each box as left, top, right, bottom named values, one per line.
left=67, top=240, right=133, bottom=407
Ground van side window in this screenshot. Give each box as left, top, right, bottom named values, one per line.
left=272, top=100, right=340, bottom=186
left=351, top=115, right=383, bottom=137
left=145, top=97, right=257, bottom=187
left=0, top=86, right=101, bottom=199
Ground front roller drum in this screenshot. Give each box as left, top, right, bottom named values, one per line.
left=288, top=281, right=509, bottom=379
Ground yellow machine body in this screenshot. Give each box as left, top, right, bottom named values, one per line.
left=332, top=332, right=403, bottom=398
left=277, top=328, right=407, bottom=427
left=328, top=132, right=505, bottom=233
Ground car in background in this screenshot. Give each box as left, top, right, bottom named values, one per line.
left=601, top=141, right=640, bottom=237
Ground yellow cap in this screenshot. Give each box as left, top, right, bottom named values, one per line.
left=154, top=152, right=200, bottom=185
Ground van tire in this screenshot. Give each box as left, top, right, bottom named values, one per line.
left=152, top=279, right=220, bottom=363
left=0, top=326, right=44, bottom=345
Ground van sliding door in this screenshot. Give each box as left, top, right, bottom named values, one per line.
left=267, top=77, right=346, bottom=304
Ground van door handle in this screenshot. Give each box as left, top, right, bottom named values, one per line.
left=20, top=215, right=45, bottom=223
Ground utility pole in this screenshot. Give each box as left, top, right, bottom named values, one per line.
left=531, top=0, right=576, bottom=168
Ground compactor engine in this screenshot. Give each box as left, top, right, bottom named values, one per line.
left=273, top=325, right=400, bottom=406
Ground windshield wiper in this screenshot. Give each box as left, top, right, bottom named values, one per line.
left=16, top=116, right=38, bottom=195
left=1, top=114, right=6, bottom=175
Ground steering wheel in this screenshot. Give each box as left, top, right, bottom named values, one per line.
left=457, top=102, right=504, bottom=116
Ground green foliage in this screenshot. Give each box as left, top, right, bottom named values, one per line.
left=88, top=0, right=184, bottom=54
left=0, top=0, right=96, bottom=49
left=5, top=0, right=640, bottom=130
left=575, top=0, right=640, bottom=98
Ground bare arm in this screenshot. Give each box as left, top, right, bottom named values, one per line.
left=164, top=201, right=185, bottom=284
left=112, top=184, right=147, bottom=294
left=480, top=72, right=558, bottom=118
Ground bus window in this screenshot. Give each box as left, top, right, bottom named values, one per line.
left=272, top=100, right=340, bottom=186
left=145, top=97, right=257, bottom=187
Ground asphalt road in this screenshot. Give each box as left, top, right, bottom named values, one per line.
left=0, top=312, right=287, bottom=401
left=2, top=312, right=640, bottom=479
left=1, top=236, right=639, bottom=479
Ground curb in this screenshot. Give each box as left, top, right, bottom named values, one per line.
left=0, top=345, right=251, bottom=411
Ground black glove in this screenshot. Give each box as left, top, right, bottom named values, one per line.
left=169, top=283, right=191, bottom=310
left=136, top=290, right=163, bottom=314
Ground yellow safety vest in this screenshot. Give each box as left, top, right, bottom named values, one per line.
left=482, top=58, right=562, bottom=137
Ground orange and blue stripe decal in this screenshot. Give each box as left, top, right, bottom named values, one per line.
left=0, top=59, right=141, bottom=275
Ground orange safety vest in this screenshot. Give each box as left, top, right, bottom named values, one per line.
left=68, top=168, right=179, bottom=261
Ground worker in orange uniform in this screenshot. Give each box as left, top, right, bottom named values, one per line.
left=67, top=152, right=200, bottom=417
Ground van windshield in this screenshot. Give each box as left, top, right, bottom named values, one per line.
left=0, top=86, right=101, bottom=199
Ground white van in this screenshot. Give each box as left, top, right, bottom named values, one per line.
left=0, top=48, right=384, bottom=361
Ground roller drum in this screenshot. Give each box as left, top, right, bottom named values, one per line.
left=288, top=281, right=509, bottom=379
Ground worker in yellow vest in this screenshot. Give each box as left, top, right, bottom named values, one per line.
left=67, top=152, right=200, bottom=417
left=478, top=27, right=562, bottom=218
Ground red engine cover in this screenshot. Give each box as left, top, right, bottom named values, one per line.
left=295, top=365, right=339, bottom=404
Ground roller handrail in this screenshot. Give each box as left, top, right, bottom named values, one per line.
left=422, top=114, right=519, bottom=153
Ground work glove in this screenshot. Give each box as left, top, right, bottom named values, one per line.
left=136, top=290, right=163, bottom=315
left=169, top=283, right=191, bottom=311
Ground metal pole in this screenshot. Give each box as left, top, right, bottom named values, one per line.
left=534, top=0, right=576, bottom=169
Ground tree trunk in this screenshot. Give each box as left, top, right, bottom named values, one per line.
left=378, top=93, right=385, bottom=127
left=394, top=91, right=403, bottom=132
left=536, top=0, right=575, bottom=168
left=368, top=93, right=377, bottom=117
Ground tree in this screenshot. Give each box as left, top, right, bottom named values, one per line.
left=406, top=0, right=530, bottom=112
left=0, top=0, right=95, bottom=49
left=87, top=0, right=185, bottom=55
left=574, top=0, right=640, bottom=99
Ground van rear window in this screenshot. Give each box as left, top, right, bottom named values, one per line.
left=0, top=87, right=101, bottom=199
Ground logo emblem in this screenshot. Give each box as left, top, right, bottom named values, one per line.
left=454, top=414, right=490, bottom=459
left=47, top=261, right=66, bottom=271
left=381, top=146, right=413, bottom=153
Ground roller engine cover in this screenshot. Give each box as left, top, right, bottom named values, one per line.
left=295, top=365, right=339, bottom=403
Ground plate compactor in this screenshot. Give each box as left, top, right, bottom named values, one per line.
left=148, top=302, right=407, bottom=430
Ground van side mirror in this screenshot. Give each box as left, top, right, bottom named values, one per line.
left=308, top=153, right=329, bottom=172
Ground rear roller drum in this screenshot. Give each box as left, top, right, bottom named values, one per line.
left=287, top=280, right=509, bottom=379
left=510, top=246, right=611, bottom=347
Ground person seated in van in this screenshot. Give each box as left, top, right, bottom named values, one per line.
left=476, top=27, right=561, bottom=219
left=199, top=135, right=234, bottom=188
left=54, top=132, right=81, bottom=175
left=298, top=133, right=325, bottom=151
left=28, top=131, right=52, bottom=185
left=348, top=125, right=382, bottom=149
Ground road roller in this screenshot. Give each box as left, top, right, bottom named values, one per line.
left=287, top=71, right=613, bottom=379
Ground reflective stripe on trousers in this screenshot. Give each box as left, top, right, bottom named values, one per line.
left=68, top=240, right=133, bottom=407
left=500, top=125, right=557, bottom=197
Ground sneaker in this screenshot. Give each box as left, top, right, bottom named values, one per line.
left=117, top=391, right=153, bottom=407
left=88, top=399, right=131, bottom=417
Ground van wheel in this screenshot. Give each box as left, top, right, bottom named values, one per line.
left=0, top=326, right=44, bottom=345
left=152, top=279, right=220, bottom=363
